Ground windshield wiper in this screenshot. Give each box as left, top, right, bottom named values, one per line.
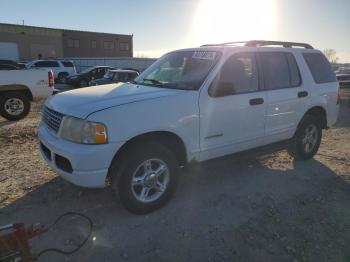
left=142, top=78, right=163, bottom=86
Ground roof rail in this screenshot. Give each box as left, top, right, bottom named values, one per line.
left=200, top=40, right=314, bottom=49
left=245, top=40, right=313, bottom=49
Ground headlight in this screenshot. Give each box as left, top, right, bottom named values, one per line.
left=60, top=117, right=108, bottom=144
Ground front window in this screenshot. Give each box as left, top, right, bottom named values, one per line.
left=104, top=70, right=115, bottom=79
left=134, top=50, right=221, bottom=90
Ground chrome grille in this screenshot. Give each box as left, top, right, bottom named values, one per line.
left=42, top=106, right=64, bottom=133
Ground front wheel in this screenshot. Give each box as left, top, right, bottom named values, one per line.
left=288, top=115, right=322, bottom=160
left=110, top=142, right=179, bottom=214
left=0, top=92, right=30, bottom=121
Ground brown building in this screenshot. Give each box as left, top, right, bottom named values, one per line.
left=0, top=23, right=133, bottom=60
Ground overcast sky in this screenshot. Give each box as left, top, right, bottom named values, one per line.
left=1, top=0, right=349, bottom=62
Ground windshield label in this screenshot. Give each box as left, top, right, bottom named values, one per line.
left=192, top=51, right=216, bottom=60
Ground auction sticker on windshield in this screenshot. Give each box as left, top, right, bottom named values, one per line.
left=192, top=51, right=216, bottom=60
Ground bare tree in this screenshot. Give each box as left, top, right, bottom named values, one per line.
left=323, top=49, right=339, bottom=63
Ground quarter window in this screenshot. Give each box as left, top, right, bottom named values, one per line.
left=303, top=53, right=337, bottom=83
left=209, top=53, right=259, bottom=97
left=62, top=61, right=74, bottom=67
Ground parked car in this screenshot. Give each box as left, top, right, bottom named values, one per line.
left=336, top=74, right=350, bottom=89
left=0, top=69, right=54, bottom=120
left=26, top=60, right=77, bottom=82
left=90, top=69, right=139, bottom=86
left=38, top=40, right=339, bottom=214
left=65, top=66, right=115, bottom=87
left=0, top=64, right=19, bottom=70
left=0, top=60, right=26, bottom=69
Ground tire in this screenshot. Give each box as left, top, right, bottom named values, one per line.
left=110, top=142, right=180, bottom=214
left=0, top=92, right=30, bottom=121
left=79, top=80, right=88, bottom=88
left=288, top=114, right=322, bottom=161
left=57, top=72, right=68, bottom=83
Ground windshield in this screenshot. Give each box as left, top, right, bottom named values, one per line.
left=104, top=70, right=115, bottom=79
left=79, top=67, right=94, bottom=74
left=134, top=50, right=221, bottom=90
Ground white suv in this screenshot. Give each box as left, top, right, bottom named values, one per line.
left=38, top=41, right=339, bottom=214
left=26, top=60, right=76, bottom=82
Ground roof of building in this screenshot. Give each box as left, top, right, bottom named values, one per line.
left=0, top=22, right=132, bottom=37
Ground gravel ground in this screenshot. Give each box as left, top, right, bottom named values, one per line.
left=0, top=100, right=349, bottom=262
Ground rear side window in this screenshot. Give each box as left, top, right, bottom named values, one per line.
left=62, top=61, right=74, bottom=67
left=260, top=52, right=301, bottom=90
left=35, top=61, right=59, bottom=67
left=303, top=53, right=336, bottom=83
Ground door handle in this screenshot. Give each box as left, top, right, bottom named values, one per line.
left=298, top=91, right=308, bottom=98
left=249, top=98, right=264, bottom=106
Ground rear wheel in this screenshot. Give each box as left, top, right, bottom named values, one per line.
left=0, top=92, right=30, bottom=121
left=288, top=115, right=322, bottom=160
left=110, top=142, right=179, bottom=214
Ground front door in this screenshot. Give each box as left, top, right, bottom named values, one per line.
left=199, top=52, right=266, bottom=161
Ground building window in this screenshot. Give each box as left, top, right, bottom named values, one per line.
left=74, top=39, right=80, bottom=48
left=91, top=40, right=97, bottom=49
left=103, top=41, right=114, bottom=50
left=67, top=39, right=74, bottom=48
left=67, top=39, right=79, bottom=48
left=119, top=42, right=130, bottom=51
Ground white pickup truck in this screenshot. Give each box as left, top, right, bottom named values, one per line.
left=0, top=69, right=54, bottom=120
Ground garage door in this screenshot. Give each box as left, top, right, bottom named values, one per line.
left=0, top=42, right=19, bottom=60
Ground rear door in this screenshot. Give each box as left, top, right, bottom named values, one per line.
left=199, top=52, right=267, bottom=161
left=259, top=51, right=308, bottom=143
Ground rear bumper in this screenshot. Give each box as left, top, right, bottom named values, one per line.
left=38, top=124, right=123, bottom=188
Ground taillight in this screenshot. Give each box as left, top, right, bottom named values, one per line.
left=48, top=71, right=54, bottom=87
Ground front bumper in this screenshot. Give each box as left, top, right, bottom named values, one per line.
left=38, top=124, right=123, bottom=188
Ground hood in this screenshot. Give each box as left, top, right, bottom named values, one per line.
left=46, top=83, right=183, bottom=119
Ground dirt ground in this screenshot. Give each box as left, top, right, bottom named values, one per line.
left=0, top=100, right=349, bottom=262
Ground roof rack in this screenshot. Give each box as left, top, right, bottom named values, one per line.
left=201, top=40, right=314, bottom=49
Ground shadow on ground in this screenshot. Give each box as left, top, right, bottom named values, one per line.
left=1, top=147, right=349, bottom=262
left=0, top=120, right=16, bottom=128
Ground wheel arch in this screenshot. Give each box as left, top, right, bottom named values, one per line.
left=108, top=131, right=188, bottom=178
left=0, top=85, right=33, bottom=101
left=300, top=106, right=327, bottom=129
